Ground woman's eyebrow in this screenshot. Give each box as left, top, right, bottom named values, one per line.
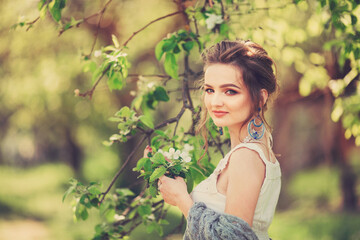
left=204, top=83, right=241, bottom=89
left=220, top=84, right=241, bottom=89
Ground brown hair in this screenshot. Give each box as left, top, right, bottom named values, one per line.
left=196, top=40, right=278, bottom=155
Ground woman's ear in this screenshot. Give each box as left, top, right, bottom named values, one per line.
left=260, top=89, right=268, bottom=107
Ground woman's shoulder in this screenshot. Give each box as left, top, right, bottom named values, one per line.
left=227, top=147, right=266, bottom=180
left=231, top=139, right=277, bottom=165
left=228, top=146, right=266, bottom=172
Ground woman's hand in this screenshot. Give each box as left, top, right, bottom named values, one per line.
left=143, top=145, right=152, bottom=158
left=158, top=176, right=187, bottom=206
left=158, top=175, right=193, bottom=217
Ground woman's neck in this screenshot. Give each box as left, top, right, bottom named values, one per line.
left=228, top=124, right=269, bottom=149
left=228, top=126, right=248, bottom=149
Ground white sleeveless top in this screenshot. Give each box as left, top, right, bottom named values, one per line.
left=190, top=142, right=281, bottom=240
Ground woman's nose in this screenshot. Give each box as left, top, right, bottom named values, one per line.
left=211, top=93, right=224, bottom=107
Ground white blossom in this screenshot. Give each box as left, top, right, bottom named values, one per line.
left=183, top=143, right=194, bottom=153
left=168, top=148, right=181, bottom=159
left=147, top=82, right=155, bottom=89
left=158, top=149, right=169, bottom=159
left=114, top=214, right=125, bottom=221
left=180, top=151, right=191, bottom=163
left=94, top=50, right=102, bottom=57
left=205, top=13, right=223, bottom=30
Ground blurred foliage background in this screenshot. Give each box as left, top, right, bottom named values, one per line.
left=1, top=0, right=360, bottom=239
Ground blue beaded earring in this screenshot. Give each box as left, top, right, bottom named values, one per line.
left=247, top=108, right=265, bottom=140
left=219, top=127, right=223, bottom=135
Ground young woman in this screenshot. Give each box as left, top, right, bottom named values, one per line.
left=155, top=40, right=281, bottom=240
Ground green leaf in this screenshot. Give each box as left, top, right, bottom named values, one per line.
left=139, top=115, right=154, bottom=129
left=154, top=130, right=169, bottom=138
left=59, top=0, right=66, bottom=9
left=146, top=221, right=157, bottom=233
left=177, top=29, right=188, bottom=39
left=128, top=209, right=137, bottom=219
left=182, top=41, right=194, bottom=52
left=143, top=158, right=152, bottom=171
left=94, top=224, right=103, bottom=235
left=115, top=106, right=131, bottom=118
left=48, top=0, right=63, bottom=22
left=132, top=95, right=143, bottom=110
left=80, top=208, right=89, bottom=220
left=329, top=0, right=337, bottom=11
left=149, top=185, right=158, bottom=198
left=133, top=157, right=149, bottom=171
left=164, top=53, right=178, bottom=80
left=155, top=40, right=165, bottom=61
left=116, top=188, right=135, bottom=197
left=109, top=134, right=122, bottom=141
left=154, top=86, right=169, bottom=102
left=75, top=203, right=88, bottom=221
left=111, top=34, right=120, bottom=49
left=173, top=45, right=181, bottom=54
left=145, top=93, right=157, bottom=110
left=354, top=48, right=360, bottom=60
left=151, top=152, right=167, bottom=165
left=80, top=195, right=92, bottom=208
left=220, top=23, right=229, bottom=37
left=186, top=172, right=194, bottom=193
left=38, top=0, right=47, bottom=10
left=159, top=219, right=169, bottom=225
left=149, top=166, right=166, bottom=182
left=88, top=185, right=102, bottom=195
left=162, top=37, right=177, bottom=52
left=62, top=185, right=75, bottom=202
left=108, top=117, right=122, bottom=122
left=138, top=204, right=152, bottom=217
left=351, top=14, right=358, bottom=25
left=92, top=67, right=103, bottom=83
left=90, top=198, right=99, bottom=207
left=151, top=135, right=162, bottom=148
left=105, top=208, right=116, bottom=222
left=108, top=72, right=124, bottom=91
left=39, top=4, right=48, bottom=19
left=83, top=61, right=97, bottom=73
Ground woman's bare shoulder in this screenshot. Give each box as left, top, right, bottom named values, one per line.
left=227, top=147, right=266, bottom=177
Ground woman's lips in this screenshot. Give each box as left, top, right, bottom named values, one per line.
left=212, top=111, right=228, bottom=118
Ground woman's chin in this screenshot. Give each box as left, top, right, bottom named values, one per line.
left=212, top=122, right=226, bottom=128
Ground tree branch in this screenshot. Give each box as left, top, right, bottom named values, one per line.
left=77, top=64, right=111, bottom=99
left=100, top=134, right=147, bottom=203
left=122, top=11, right=184, bottom=47
left=87, top=0, right=113, bottom=57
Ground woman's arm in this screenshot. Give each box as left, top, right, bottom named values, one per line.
left=224, top=147, right=265, bottom=226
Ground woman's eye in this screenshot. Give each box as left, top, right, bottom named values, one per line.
left=225, top=89, right=238, bottom=95
left=205, top=88, right=214, bottom=93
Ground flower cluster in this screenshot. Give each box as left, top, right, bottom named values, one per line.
left=133, top=143, right=195, bottom=197
left=205, top=13, right=223, bottom=30
left=157, top=144, right=194, bottom=163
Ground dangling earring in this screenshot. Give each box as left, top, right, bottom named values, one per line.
left=219, top=127, right=223, bottom=135
left=247, top=108, right=265, bottom=140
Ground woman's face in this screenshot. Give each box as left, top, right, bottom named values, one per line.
left=204, top=63, right=252, bottom=132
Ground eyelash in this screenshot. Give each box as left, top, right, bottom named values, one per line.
left=205, top=88, right=214, bottom=93
left=204, top=88, right=238, bottom=95
left=225, top=89, right=238, bottom=95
